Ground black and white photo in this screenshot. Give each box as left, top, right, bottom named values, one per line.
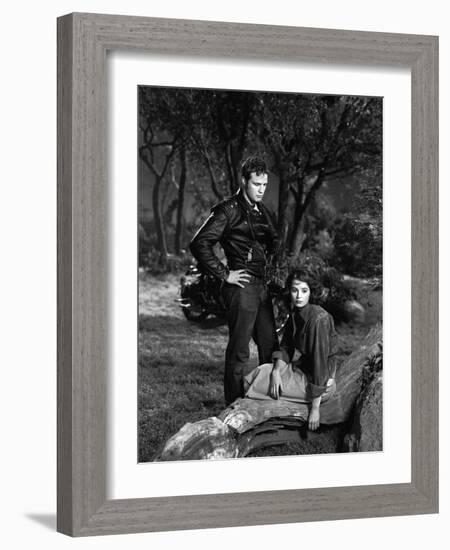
left=138, top=85, right=383, bottom=462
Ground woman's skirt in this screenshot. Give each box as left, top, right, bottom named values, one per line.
left=243, top=362, right=335, bottom=404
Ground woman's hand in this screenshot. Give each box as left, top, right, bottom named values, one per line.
left=325, top=378, right=336, bottom=397
left=308, top=395, right=322, bottom=431
left=308, top=407, right=320, bottom=431
left=269, top=368, right=283, bottom=399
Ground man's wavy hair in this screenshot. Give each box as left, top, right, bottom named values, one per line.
left=285, top=267, right=325, bottom=305
left=240, top=155, right=268, bottom=183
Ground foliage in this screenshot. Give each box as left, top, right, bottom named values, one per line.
left=139, top=246, right=193, bottom=275
left=332, top=216, right=382, bottom=278
left=302, top=194, right=338, bottom=258
left=267, top=250, right=355, bottom=323
left=331, top=166, right=383, bottom=278
left=254, top=94, right=382, bottom=258
left=138, top=87, right=383, bottom=273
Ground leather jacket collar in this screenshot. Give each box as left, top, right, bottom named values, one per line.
left=235, top=189, right=260, bottom=212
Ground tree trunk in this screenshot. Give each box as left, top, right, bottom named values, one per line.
left=288, top=170, right=326, bottom=258
left=174, top=148, right=187, bottom=254
left=164, top=198, right=178, bottom=226
left=297, top=170, right=326, bottom=222
left=203, top=151, right=224, bottom=200
left=152, top=176, right=168, bottom=263
left=289, top=219, right=307, bottom=259
left=226, top=143, right=238, bottom=194
left=139, top=142, right=176, bottom=263
left=277, top=169, right=290, bottom=250
left=288, top=176, right=306, bottom=257
left=231, top=146, right=241, bottom=193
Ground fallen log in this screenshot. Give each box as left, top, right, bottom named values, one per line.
left=156, top=326, right=382, bottom=461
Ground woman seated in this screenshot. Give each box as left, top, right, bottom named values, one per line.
left=244, top=268, right=338, bottom=431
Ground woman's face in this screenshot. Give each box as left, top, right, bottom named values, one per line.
left=290, top=279, right=311, bottom=309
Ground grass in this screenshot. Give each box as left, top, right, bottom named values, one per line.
left=138, top=272, right=382, bottom=462
left=138, top=273, right=229, bottom=461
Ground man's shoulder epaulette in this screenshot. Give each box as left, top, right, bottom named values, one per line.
left=211, top=195, right=239, bottom=217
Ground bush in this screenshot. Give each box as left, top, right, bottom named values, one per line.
left=331, top=215, right=382, bottom=278
left=268, top=250, right=356, bottom=323
left=139, top=246, right=194, bottom=275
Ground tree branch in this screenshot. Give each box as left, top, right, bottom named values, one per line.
left=170, top=161, right=179, bottom=191
left=139, top=146, right=159, bottom=178
left=194, top=130, right=224, bottom=201
left=324, top=164, right=360, bottom=178
left=297, top=169, right=326, bottom=221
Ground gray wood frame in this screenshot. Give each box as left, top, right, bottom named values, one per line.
left=57, top=12, right=438, bottom=537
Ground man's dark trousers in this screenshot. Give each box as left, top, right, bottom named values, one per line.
left=222, top=276, right=278, bottom=405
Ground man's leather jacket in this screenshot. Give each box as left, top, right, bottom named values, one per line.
left=190, top=190, right=279, bottom=280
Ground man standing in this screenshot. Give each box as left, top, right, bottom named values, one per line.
left=190, top=155, right=280, bottom=405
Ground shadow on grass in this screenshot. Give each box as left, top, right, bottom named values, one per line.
left=198, top=316, right=228, bottom=330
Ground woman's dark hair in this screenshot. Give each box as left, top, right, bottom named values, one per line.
left=285, top=267, right=324, bottom=304
left=240, top=155, right=267, bottom=183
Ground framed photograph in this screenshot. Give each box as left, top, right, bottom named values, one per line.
left=57, top=13, right=438, bottom=536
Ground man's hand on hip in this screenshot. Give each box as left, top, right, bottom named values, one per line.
left=225, top=270, right=251, bottom=288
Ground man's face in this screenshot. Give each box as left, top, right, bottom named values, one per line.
left=243, top=172, right=268, bottom=203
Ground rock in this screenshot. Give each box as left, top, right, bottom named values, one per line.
left=343, top=373, right=383, bottom=452
left=324, top=298, right=366, bottom=324
left=342, top=299, right=366, bottom=323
